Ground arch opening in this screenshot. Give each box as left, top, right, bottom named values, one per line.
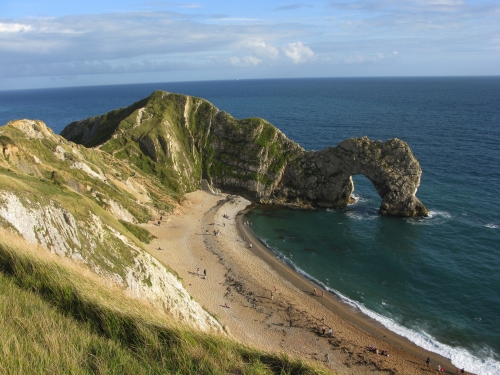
left=345, top=174, right=382, bottom=217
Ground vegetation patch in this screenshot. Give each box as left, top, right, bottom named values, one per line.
left=0, top=231, right=329, bottom=375
left=119, top=220, right=156, bottom=244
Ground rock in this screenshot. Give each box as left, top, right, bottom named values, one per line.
left=61, top=90, right=428, bottom=217
left=201, top=179, right=221, bottom=195
left=278, top=137, right=428, bottom=217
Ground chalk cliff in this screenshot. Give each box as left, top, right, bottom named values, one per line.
left=0, top=119, right=222, bottom=333
left=61, top=90, right=428, bottom=217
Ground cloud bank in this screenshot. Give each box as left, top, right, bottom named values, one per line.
left=0, top=0, right=499, bottom=88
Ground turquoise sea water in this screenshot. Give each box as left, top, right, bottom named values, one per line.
left=1, top=77, right=499, bottom=374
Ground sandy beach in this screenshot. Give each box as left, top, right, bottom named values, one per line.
left=144, top=190, right=460, bottom=375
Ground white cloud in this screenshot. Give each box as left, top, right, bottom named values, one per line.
left=1, top=0, right=499, bottom=84
left=229, top=56, right=262, bottom=67
left=241, top=40, right=280, bottom=60
left=0, top=23, right=32, bottom=33
left=283, top=41, right=315, bottom=63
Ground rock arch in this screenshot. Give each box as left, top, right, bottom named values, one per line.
left=278, top=137, right=428, bottom=217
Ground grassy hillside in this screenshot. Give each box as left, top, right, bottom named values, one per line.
left=61, top=91, right=304, bottom=200
left=0, top=229, right=328, bottom=375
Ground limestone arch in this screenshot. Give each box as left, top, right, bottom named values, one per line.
left=281, top=137, right=428, bottom=217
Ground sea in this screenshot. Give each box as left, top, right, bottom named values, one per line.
left=1, top=77, right=499, bottom=374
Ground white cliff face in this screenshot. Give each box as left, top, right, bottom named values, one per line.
left=107, top=199, right=136, bottom=223
left=0, top=190, right=222, bottom=333
left=0, top=192, right=81, bottom=258
left=70, top=160, right=105, bottom=180
left=124, top=251, right=221, bottom=332
left=8, top=119, right=55, bottom=139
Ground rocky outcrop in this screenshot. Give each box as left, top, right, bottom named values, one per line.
left=61, top=90, right=428, bottom=217
left=277, top=137, right=427, bottom=216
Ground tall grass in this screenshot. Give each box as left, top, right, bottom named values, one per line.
left=0, top=230, right=331, bottom=375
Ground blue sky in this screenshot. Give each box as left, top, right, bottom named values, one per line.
left=1, top=0, right=499, bottom=89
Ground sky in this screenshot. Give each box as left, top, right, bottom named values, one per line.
left=1, top=0, right=499, bottom=90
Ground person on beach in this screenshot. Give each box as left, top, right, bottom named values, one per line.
left=426, top=357, right=431, bottom=366
left=249, top=243, right=253, bottom=248
left=158, top=220, right=161, bottom=226
left=324, top=353, right=330, bottom=362
left=321, top=290, right=324, bottom=297
left=314, top=288, right=317, bottom=295
left=328, top=327, right=333, bottom=337
left=197, top=268, right=200, bottom=276
left=321, top=326, right=326, bottom=335
left=204, top=269, right=206, bottom=277
left=271, top=291, right=274, bottom=300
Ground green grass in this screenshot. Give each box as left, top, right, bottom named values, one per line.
left=0, top=230, right=331, bottom=375
left=119, top=220, right=156, bottom=244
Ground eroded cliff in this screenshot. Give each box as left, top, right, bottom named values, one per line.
left=0, top=119, right=223, bottom=332
left=61, top=90, right=428, bottom=217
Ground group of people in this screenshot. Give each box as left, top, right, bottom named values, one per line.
left=367, top=346, right=389, bottom=356
left=321, top=325, right=333, bottom=337
left=151, top=216, right=163, bottom=226
left=426, top=356, right=466, bottom=374
left=313, top=287, right=325, bottom=297
left=196, top=267, right=207, bottom=279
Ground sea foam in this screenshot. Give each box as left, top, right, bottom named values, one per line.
left=405, top=210, right=451, bottom=226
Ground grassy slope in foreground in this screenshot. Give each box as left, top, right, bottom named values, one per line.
left=0, top=229, right=330, bottom=375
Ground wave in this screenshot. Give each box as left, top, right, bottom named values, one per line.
left=427, top=210, right=452, bottom=219
left=484, top=223, right=499, bottom=229
left=348, top=193, right=369, bottom=205
left=344, top=210, right=378, bottom=221
left=251, top=232, right=500, bottom=375
left=405, top=210, right=451, bottom=226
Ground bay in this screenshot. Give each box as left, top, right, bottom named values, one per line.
left=1, top=77, right=499, bottom=374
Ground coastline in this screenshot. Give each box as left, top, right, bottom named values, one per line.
left=144, top=191, right=462, bottom=375
left=237, top=206, right=461, bottom=374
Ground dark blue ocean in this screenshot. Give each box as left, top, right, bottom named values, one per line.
left=1, top=77, right=499, bottom=374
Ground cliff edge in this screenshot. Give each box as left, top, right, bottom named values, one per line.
left=61, top=90, right=428, bottom=217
